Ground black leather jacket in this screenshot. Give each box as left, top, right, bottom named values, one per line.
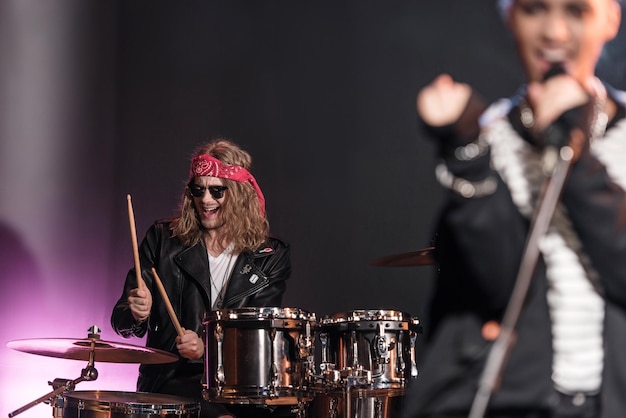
left=110, top=220, right=290, bottom=395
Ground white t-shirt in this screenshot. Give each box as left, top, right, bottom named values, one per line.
left=208, top=245, right=237, bottom=309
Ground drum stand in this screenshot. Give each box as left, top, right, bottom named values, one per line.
left=7, top=326, right=179, bottom=418
left=8, top=329, right=101, bottom=418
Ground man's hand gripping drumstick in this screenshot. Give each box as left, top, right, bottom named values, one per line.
left=127, top=194, right=152, bottom=323
left=127, top=195, right=203, bottom=360
left=151, top=267, right=204, bottom=360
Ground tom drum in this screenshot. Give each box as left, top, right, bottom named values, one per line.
left=317, top=309, right=422, bottom=389
left=203, top=307, right=316, bottom=405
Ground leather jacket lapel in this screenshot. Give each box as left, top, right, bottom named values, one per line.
left=174, top=243, right=211, bottom=308
left=221, top=251, right=271, bottom=307
left=173, top=240, right=276, bottom=309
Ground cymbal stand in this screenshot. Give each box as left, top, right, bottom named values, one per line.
left=8, top=328, right=101, bottom=418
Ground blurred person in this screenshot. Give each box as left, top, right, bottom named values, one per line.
left=402, top=0, right=626, bottom=417
left=111, top=138, right=291, bottom=418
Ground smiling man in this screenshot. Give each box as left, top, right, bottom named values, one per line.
left=401, top=0, right=626, bottom=417
left=111, top=138, right=291, bottom=418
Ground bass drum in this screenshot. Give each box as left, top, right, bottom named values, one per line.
left=203, top=307, right=316, bottom=405
left=62, top=391, right=199, bottom=418
left=308, top=387, right=406, bottom=418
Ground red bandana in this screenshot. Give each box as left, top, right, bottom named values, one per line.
left=189, top=154, right=266, bottom=214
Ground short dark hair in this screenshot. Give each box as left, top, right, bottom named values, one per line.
left=498, top=0, right=623, bottom=20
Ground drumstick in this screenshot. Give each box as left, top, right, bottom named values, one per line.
left=151, top=267, right=185, bottom=337
left=127, top=194, right=146, bottom=291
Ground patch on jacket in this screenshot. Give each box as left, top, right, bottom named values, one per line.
left=240, top=264, right=252, bottom=274
left=257, top=247, right=273, bottom=254
left=249, top=274, right=259, bottom=284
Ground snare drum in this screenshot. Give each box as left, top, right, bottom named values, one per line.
left=203, top=307, right=316, bottom=405
left=62, top=391, right=199, bottom=418
left=318, top=309, right=422, bottom=388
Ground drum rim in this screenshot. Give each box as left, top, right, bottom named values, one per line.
left=203, top=306, right=316, bottom=321
left=63, top=390, right=199, bottom=407
left=321, top=309, right=415, bottom=324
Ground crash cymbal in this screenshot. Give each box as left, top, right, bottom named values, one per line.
left=370, top=246, right=436, bottom=267
left=6, top=337, right=178, bottom=364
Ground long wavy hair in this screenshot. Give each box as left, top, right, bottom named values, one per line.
left=171, top=138, right=270, bottom=252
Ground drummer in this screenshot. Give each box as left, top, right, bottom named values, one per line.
left=111, top=138, right=292, bottom=418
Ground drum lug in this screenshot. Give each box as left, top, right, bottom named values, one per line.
left=396, top=338, right=406, bottom=379
left=298, top=321, right=314, bottom=358
left=345, top=369, right=372, bottom=387
left=322, top=368, right=341, bottom=387
left=329, top=396, right=340, bottom=418
left=51, top=396, right=65, bottom=418
left=214, top=323, right=225, bottom=391
left=293, top=400, right=309, bottom=418
left=269, top=362, right=280, bottom=396
left=350, top=331, right=360, bottom=369
left=373, top=324, right=390, bottom=365
left=319, top=332, right=330, bottom=368
left=374, top=397, right=384, bottom=418
left=269, top=327, right=279, bottom=396
left=409, top=330, right=419, bottom=378
left=297, top=321, right=316, bottom=386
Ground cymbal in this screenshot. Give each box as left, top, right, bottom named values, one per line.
left=6, top=337, right=178, bottom=364
left=370, top=246, right=436, bottom=267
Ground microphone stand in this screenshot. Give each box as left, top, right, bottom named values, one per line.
left=468, top=131, right=584, bottom=418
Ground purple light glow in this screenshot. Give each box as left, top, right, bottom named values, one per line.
left=0, top=202, right=170, bottom=418
left=0, top=275, right=141, bottom=418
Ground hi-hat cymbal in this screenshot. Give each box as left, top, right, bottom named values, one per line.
left=370, top=246, right=436, bottom=267
left=6, top=337, right=178, bottom=364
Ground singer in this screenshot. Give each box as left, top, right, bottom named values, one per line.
left=401, top=1, right=626, bottom=417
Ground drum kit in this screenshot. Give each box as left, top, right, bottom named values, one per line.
left=202, top=306, right=422, bottom=418
left=6, top=248, right=434, bottom=418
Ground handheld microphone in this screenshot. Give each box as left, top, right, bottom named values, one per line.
left=539, top=63, right=575, bottom=174
left=542, top=62, right=566, bottom=82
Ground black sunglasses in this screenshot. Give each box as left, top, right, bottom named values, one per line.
left=188, top=184, right=228, bottom=199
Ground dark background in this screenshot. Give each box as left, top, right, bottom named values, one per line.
left=1, top=1, right=624, bottom=416
left=109, top=0, right=626, bottom=318
left=109, top=0, right=524, bottom=319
